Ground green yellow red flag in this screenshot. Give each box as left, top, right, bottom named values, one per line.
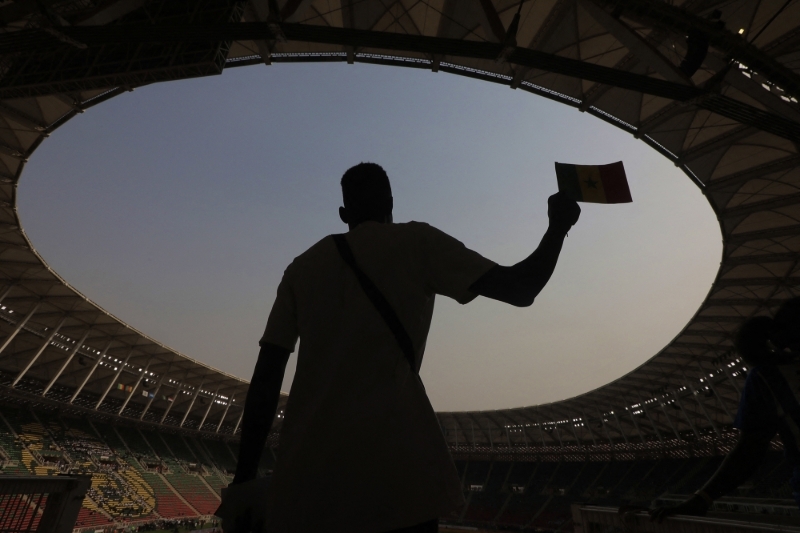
left=555, top=161, right=632, bottom=204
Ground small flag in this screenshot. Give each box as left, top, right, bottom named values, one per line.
left=125, top=385, right=133, bottom=393
left=116, top=383, right=125, bottom=391
left=141, top=390, right=149, bottom=397
left=555, top=161, right=632, bottom=204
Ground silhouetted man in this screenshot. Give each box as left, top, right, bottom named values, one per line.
left=650, top=297, right=800, bottom=522
left=218, top=162, right=580, bottom=533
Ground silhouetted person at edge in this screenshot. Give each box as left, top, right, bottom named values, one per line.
left=650, top=297, right=800, bottom=522
left=217, top=162, right=581, bottom=533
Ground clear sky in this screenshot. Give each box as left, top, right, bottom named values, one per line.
left=18, top=62, right=721, bottom=412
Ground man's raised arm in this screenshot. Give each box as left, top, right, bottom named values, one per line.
left=232, top=342, right=290, bottom=484
left=469, top=192, right=580, bottom=307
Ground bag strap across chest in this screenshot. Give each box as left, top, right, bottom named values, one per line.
left=332, top=233, right=417, bottom=375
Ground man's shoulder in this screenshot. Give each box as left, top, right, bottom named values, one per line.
left=282, top=236, right=336, bottom=276
left=286, top=222, right=447, bottom=266
left=294, top=235, right=335, bottom=261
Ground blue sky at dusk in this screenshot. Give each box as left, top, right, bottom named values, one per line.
left=18, top=62, right=721, bottom=411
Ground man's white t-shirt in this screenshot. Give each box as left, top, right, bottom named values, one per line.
left=260, top=221, right=496, bottom=533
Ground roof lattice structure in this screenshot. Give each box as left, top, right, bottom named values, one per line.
left=0, top=0, right=795, bottom=451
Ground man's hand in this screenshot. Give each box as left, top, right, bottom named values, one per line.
left=548, top=192, right=581, bottom=231
left=469, top=191, right=580, bottom=306
left=648, top=494, right=709, bottom=523
left=216, top=479, right=270, bottom=533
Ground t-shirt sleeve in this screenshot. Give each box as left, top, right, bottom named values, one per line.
left=259, top=269, right=300, bottom=352
left=418, top=223, right=496, bottom=305
left=734, top=368, right=780, bottom=435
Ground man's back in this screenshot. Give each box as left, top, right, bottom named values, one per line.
left=261, top=221, right=495, bottom=533
left=217, top=163, right=580, bottom=533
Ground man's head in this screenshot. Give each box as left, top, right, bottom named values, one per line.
left=339, top=163, right=393, bottom=229
left=735, top=315, right=778, bottom=366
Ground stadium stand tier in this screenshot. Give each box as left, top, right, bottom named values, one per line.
left=0, top=0, right=798, bottom=531
left=1, top=401, right=798, bottom=532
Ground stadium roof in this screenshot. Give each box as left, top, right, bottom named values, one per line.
left=0, top=0, right=796, bottom=450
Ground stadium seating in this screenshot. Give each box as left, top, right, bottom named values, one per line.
left=139, top=470, right=197, bottom=518
left=0, top=405, right=233, bottom=527
left=0, top=403, right=795, bottom=532
left=166, top=472, right=220, bottom=514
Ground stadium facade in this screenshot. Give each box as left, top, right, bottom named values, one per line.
left=0, top=0, right=797, bottom=530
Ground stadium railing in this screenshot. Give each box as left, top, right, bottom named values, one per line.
left=572, top=504, right=800, bottom=532
left=0, top=475, right=90, bottom=533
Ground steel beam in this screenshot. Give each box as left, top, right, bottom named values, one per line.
left=179, top=377, right=206, bottom=428
left=95, top=346, right=134, bottom=410
left=233, top=412, right=244, bottom=435
left=658, top=400, right=682, bottom=440
left=686, top=381, right=720, bottom=436
left=705, top=155, right=800, bottom=193
left=635, top=392, right=664, bottom=442
left=578, top=0, right=688, bottom=84
left=0, top=301, right=40, bottom=357
left=117, top=360, right=153, bottom=415
left=139, top=363, right=172, bottom=421
left=12, top=316, right=66, bottom=387
left=42, top=329, right=90, bottom=396
left=199, top=386, right=221, bottom=430
left=595, top=409, right=615, bottom=447
left=471, top=0, right=505, bottom=42
left=611, top=410, right=629, bottom=443
left=69, top=338, right=113, bottom=403
left=672, top=391, right=700, bottom=438
left=216, top=393, right=235, bottom=433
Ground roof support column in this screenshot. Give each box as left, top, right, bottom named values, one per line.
left=0, top=284, right=16, bottom=307
left=199, top=386, right=221, bottom=430
left=551, top=423, right=564, bottom=447
left=12, top=316, right=65, bottom=387
left=580, top=411, right=597, bottom=446
left=457, top=417, right=470, bottom=449
left=695, top=360, right=734, bottom=420
left=564, top=417, right=582, bottom=447
left=520, top=424, right=530, bottom=450
left=43, top=329, right=90, bottom=396
left=140, top=365, right=172, bottom=421
left=233, top=411, right=244, bottom=435
left=95, top=346, right=135, bottom=410
left=723, top=366, right=741, bottom=395
left=626, top=408, right=647, bottom=442
left=471, top=421, right=477, bottom=450
left=485, top=420, right=494, bottom=451
left=117, top=360, right=153, bottom=415
left=216, top=394, right=235, bottom=433
left=611, top=410, right=629, bottom=444
left=686, top=381, right=720, bottom=436
left=179, top=378, right=206, bottom=428
left=672, top=391, right=700, bottom=439
left=160, top=370, right=189, bottom=424
left=635, top=393, right=664, bottom=442
left=704, top=376, right=733, bottom=422
left=70, top=338, right=113, bottom=403
left=159, top=395, right=177, bottom=424
left=532, top=415, right=548, bottom=447
left=658, top=400, right=682, bottom=440
left=594, top=409, right=615, bottom=448
left=0, top=301, right=40, bottom=357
